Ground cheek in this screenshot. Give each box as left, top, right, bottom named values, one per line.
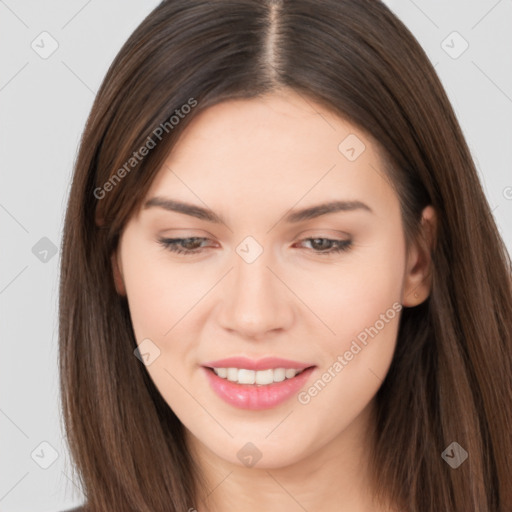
left=121, top=248, right=207, bottom=419
left=302, top=308, right=400, bottom=438
left=121, top=245, right=206, bottom=342
left=290, top=229, right=406, bottom=348
left=294, top=235, right=405, bottom=427
left=122, top=261, right=172, bottom=342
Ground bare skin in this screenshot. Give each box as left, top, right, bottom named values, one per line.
left=112, top=88, right=436, bottom=512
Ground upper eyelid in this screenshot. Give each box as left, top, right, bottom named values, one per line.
left=157, top=227, right=352, bottom=239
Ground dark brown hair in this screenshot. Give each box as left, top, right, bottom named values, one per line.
left=59, top=1, right=512, bottom=510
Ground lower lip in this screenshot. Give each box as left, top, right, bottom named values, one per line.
left=202, top=366, right=315, bottom=410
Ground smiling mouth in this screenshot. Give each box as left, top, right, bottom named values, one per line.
left=205, top=366, right=313, bottom=386
left=202, top=365, right=317, bottom=410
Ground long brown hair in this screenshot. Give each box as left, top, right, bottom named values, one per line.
left=59, top=1, right=512, bottom=510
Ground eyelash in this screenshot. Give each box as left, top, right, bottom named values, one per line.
left=157, top=237, right=352, bottom=256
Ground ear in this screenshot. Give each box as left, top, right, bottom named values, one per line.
left=111, top=250, right=126, bottom=296
left=402, top=205, right=437, bottom=307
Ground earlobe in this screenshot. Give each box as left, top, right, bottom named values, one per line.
left=111, top=251, right=126, bottom=296
left=402, top=205, right=437, bottom=307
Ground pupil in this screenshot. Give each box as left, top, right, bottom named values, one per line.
left=184, top=238, right=199, bottom=249
left=313, top=238, right=329, bottom=250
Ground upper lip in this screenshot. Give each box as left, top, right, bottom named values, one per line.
left=202, top=356, right=314, bottom=371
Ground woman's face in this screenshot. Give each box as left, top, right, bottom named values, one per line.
left=113, top=89, right=431, bottom=470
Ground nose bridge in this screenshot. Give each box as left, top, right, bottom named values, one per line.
left=234, top=248, right=272, bottom=298
left=218, top=239, right=292, bottom=336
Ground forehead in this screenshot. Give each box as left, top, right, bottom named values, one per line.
left=143, top=90, right=397, bottom=223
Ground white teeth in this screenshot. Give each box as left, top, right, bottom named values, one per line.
left=255, top=369, right=273, bottom=385
left=216, top=367, right=227, bottom=378
left=212, top=367, right=303, bottom=385
left=227, top=367, right=238, bottom=382
left=285, top=368, right=297, bottom=379
left=273, top=368, right=286, bottom=382
left=238, top=369, right=255, bottom=384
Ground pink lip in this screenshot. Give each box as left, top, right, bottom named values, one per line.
left=202, top=356, right=313, bottom=371
left=202, top=365, right=316, bottom=410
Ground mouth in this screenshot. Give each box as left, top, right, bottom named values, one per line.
left=201, top=360, right=316, bottom=410
left=204, top=366, right=312, bottom=386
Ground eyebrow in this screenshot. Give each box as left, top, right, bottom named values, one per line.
left=143, top=197, right=373, bottom=224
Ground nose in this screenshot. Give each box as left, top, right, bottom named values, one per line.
left=217, top=248, right=295, bottom=340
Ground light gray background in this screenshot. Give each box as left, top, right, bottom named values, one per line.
left=1, top=1, right=511, bottom=511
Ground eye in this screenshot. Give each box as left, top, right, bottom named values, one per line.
left=158, top=236, right=352, bottom=256
left=294, top=237, right=352, bottom=255
left=158, top=237, right=213, bottom=255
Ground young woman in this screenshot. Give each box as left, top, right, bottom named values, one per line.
left=59, top=1, right=512, bottom=511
